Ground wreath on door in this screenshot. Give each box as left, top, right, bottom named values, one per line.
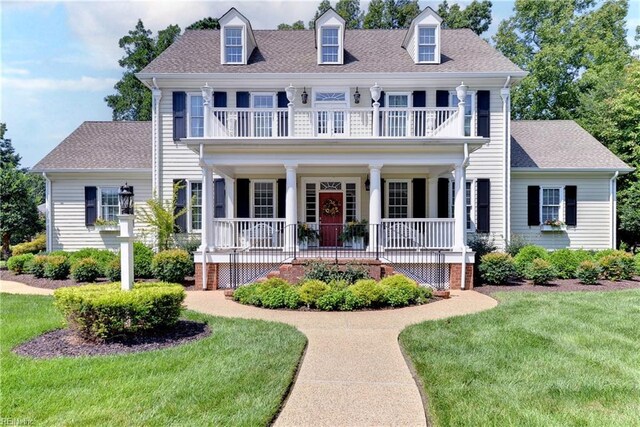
left=322, top=198, right=341, bottom=217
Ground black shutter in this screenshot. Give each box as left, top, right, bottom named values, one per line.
left=565, top=186, right=577, bottom=226
left=412, top=178, right=426, bottom=218
left=214, top=178, right=226, bottom=218
left=437, top=178, right=449, bottom=218
left=236, top=91, right=250, bottom=137
left=237, top=178, right=251, bottom=218
left=236, top=91, right=250, bottom=107
left=436, top=90, right=449, bottom=107
left=476, top=179, right=490, bottom=233
left=85, top=186, right=97, bottom=226
left=213, top=91, right=227, bottom=108
left=277, top=91, right=289, bottom=137
left=173, top=92, right=186, bottom=140
left=381, top=178, right=386, bottom=219
left=174, top=179, right=187, bottom=233
left=412, top=91, right=426, bottom=107
left=477, top=90, right=490, bottom=138
left=277, top=179, right=286, bottom=218
left=413, top=91, right=426, bottom=137
left=528, top=186, right=540, bottom=226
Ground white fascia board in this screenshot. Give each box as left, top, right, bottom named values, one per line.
left=30, top=168, right=152, bottom=174
left=511, top=167, right=634, bottom=174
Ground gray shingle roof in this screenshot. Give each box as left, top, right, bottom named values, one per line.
left=511, top=120, right=631, bottom=170
left=140, top=28, right=523, bottom=74
left=31, top=121, right=151, bottom=171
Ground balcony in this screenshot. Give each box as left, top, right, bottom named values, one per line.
left=205, top=107, right=461, bottom=139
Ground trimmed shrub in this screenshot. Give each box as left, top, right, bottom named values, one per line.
left=7, top=254, right=35, bottom=274
left=505, top=234, right=529, bottom=257
left=302, top=261, right=371, bottom=285
left=43, top=255, right=70, bottom=280
left=105, top=258, right=121, bottom=282
left=548, top=249, right=578, bottom=279
left=70, top=258, right=102, bottom=283
left=478, top=253, right=516, bottom=285
left=297, top=279, right=331, bottom=307
left=514, top=245, right=549, bottom=275
left=29, top=255, right=48, bottom=278
left=233, top=283, right=263, bottom=306
left=260, top=285, right=300, bottom=309
left=524, top=258, right=557, bottom=285
left=69, top=248, right=116, bottom=275
left=133, top=242, right=155, bottom=278
left=316, top=288, right=364, bottom=311
left=349, top=279, right=384, bottom=307
left=151, top=249, right=191, bottom=283
left=11, top=234, right=46, bottom=256
left=599, top=251, right=635, bottom=281
left=379, top=275, right=424, bottom=307
left=635, top=253, right=640, bottom=275
left=576, top=260, right=601, bottom=285
left=54, top=282, right=185, bottom=342
left=594, top=249, right=617, bottom=260
left=259, top=277, right=289, bottom=288
left=468, top=233, right=497, bottom=261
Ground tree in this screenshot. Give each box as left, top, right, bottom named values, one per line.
left=0, top=123, right=20, bottom=169
left=105, top=20, right=181, bottom=121
left=363, top=0, right=420, bottom=29
left=278, top=20, right=305, bottom=30
left=309, top=0, right=333, bottom=29
left=493, top=0, right=632, bottom=120
left=138, top=183, right=188, bottom=251
left=336, top=0, right=364, bottom=29
left=363, top=0, right=386, bottom=28
left=437, top=0, right=492, bottom=35
left=187, top=17, right=219, bottom=30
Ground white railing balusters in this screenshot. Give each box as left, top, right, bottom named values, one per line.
left=381, top=218, right=454, bottom=250
left=212, top=219, right=287, bottom=249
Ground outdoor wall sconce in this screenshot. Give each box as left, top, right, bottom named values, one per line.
left=301, top=88, right=309, bottom=104
left=118, top=183, right=134, bottom=215
left=354, top=87, right=361, bottom=104
left=365, top=175, right=370, bottom=191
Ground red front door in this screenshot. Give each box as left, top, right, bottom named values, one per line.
left=319, top=192, right=343, bottom=247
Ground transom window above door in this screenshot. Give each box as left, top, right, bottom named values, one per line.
left=315, top=92, right=346, bottom=102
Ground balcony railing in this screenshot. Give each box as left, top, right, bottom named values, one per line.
left=206, top=107, right=461, bottom=139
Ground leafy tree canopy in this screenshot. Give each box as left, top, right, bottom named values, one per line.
left=187, top=17, right=220, bottom=30
left=0, top=123, right=21, bottom=169
left=336, top=0, right=364, bottom=29
left=278, top=20, right=305, bottom=30
left=363, top=0, right=420, bottom=29
left=437, top=0, right=492, bottom=35
left=309, top=0, right=333, bottom=29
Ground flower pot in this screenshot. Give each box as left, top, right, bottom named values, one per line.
left=350, top=237, right=365, bottom=250
left=224, top=289, right=234, bottom=299
left=433, top=290, right=450, bottom=299
left=299, top=241, right=308, bottom=250
left=540, top=224, right=567, bottom=232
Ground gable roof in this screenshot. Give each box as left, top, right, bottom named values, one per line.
left=31, top=121, right=151, bottom=172
left=511, top=120, right=632, bottom=171
left=139, top=28, right=523, bottom=75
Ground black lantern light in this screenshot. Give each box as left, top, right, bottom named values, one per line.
left=119, top=183, right=134, bottom=215
left=301, top=87, right=308, bottom=104
left=365, top=175, right=370, bottom=191
left=354, top=87, right=361, bottom=104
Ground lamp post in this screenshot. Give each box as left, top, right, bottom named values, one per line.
left=118, top=183, right=135, bottom=291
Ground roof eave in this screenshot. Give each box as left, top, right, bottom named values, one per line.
left=29, top=168, right=152, bottom=174
left=511, top=167, right=634, bottom=174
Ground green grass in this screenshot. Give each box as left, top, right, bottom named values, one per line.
left=0, top=293, right=306, bottom=426
left=400, top=290, right=640, bottom=426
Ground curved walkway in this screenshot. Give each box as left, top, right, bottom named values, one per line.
left=0, top=280, right=497, bottom=426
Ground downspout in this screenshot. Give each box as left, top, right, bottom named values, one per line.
left=502, top=76, right=512, bottom=248
left=199, top=144, right=208, bottom=290
left=461, top=142, right=470, bottom=290
left=43, top=173, right=52, bottom=252
left=610, top=171, right=619, bottom=249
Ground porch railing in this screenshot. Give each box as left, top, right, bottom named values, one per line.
left=381, top=218, right=455, bottom=250
left=212, top=219, right=288, bottom=249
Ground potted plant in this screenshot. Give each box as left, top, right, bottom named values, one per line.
left=339, top=219, right=368, bottom=249
left=540, top=219, right=566, bottom=232
left=94, top=218, right=119, bottom=232
left=297, top=223, right=319, bottom=250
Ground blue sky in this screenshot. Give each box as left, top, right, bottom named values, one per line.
left=1, top=0, right=639, bottom=168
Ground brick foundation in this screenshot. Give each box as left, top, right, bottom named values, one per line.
left=194, top=263, right=219, bottom=290
left=449, top=263, right=474, bottom=290
left=271, top=259, right=393, bottom=284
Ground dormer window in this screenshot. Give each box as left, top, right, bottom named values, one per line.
left=418, top=27, right=436, bottom=62
left=321, top=27, right=340, bottom=63
left=224, top=27, right=243, bottom=64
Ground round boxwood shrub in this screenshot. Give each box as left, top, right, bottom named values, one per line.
left=548, top=249, right=579, bottom=279
left=514, top=245, right=549, bottom=275
left=297, top=279, right=331, bottom=307
left=28, top=255, right=48, bottom=278
left=233, top=283, right=263, bottom=306
left=576, top=260, right=601, bottom=285
left=43, top=255, right=70, bottom=280
left=260, top=285, right=300, bottom=309
left=54, top=282, right=185, bottom=342
left=478, top=252, right=516, bottom=285
left=379, top=275, right=425, bottom=307
left=133, top=242, right=155, bottom=278
left=599, top=251, right=635, bottom=281
left=11, top=234, right=46, bottom=256
left=7, top=253, right=35, bottom=274
left=316, top=288, right=364, bottom=311
left=69, top=248, right=116, bottom=275
left=151, top=249, right=191, bottom=283
left=348, top=279, right=384, bottom=307
left=70, top=258, right=102, bottom=283
left=105, top=258, right=121, bottom=282
left=524, top=258, right=557, bottom=285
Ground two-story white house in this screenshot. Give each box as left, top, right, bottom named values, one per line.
left=32, top=7, right=632, bottom=291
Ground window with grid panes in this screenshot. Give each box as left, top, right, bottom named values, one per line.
left=388, top=181, right=409, bottom=218
left=253, top=182, right=275, bottom=218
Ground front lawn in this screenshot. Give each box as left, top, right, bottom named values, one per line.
left=400, top=290, right=640, bottom=426
left=1, top=293, right=306, bottom=426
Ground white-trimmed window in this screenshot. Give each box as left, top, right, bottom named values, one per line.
left=449, top=180, right=475, bottom=231
left=450, top=92, right=475, bottom=137
left=252, top=181, right=275, bottom=218
left=314, top=89, right=348, bottom=135
left=187, top=93, right=204, bottom=137
left=252, top=93, right=275, bottom=137
left=321, top=27, right=340, bottom=63
left=386, top=93, right=410, bottom=137
left=100, top=187, right=119, bottom=221
left=387, top=180, right=411, bottom=219
left=224, top=27, right=243, bottom=63
left=190, top=182, right=202, bottom=231
left=418, top=26, right=437, bottom=62
left=541, top=187, right=563, bottom=223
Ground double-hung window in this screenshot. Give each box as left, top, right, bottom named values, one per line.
left=321, top=27, right=339, bottom=63
left=190, top=182, right=202, bottom=231
left=252, top=93, right=275, bottom=137
left=253, top=181, right=275, bottom=218
left=450, top=92, right=475, bottom=136
left=188, top=94, right=204, bottom=137
left=418, top=27, right=436, bottom=62
left=225, top=27, right=243, bottom=63
left=100, top=187, right=119, bottom=221
left=386, top=94, right=409, bottom=137
left=541, top=188, right=562, bottom=223
left=449, top=180, right=474, bottom=230
left=387, top=181, right=410, bottom=219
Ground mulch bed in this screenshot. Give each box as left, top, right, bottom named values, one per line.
left=13, top=320, right=210, bottom=359
left=475, top=276, right=640, bottom=296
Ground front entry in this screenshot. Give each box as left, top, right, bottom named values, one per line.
left=319, top=192, right=343, bottom=247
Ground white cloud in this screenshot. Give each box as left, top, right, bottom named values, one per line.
left=2, top=67, right=30, bottom=76
left=3, top=76, right=117, bottom=91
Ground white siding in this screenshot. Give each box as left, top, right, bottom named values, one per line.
left=49, top=173, right=152, bottom=251
left=511, top=173, right=613, bottom=250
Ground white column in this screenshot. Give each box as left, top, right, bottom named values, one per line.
left=428, top=177, right=438, bottom=218
left=501, top=87, right=511, bottom=246
left=285, top=84, right=296, bottom=137
left=225, top=176, right=235, bottom=219
left=368, top=165, right=382, bottom=251
left=456, top=82, right=468, bottom=137
left=201, top=83, right=213, bottom=138
left=119, top=214, right=135, bottom=290
left=453, top=164, right=467, bottom=250
left=201, top=166, right=214, bottom=251
left=370, top=83, right=382, bottom=137
left=284, top=165, right=298, bottom=251
left=151, top=87, right=162, bottom=196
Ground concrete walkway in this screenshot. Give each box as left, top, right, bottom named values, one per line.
left=0, top=279, right=497, bottom=426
